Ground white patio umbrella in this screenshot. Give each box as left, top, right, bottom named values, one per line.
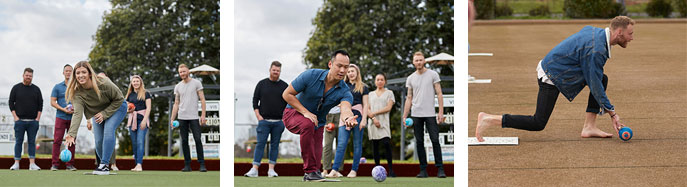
left=425, top=52, right=454, bottom=65
left=189, top=64, right=220, bottom=76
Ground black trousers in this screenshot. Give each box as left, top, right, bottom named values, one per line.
left=413, top=117, right=443, bottom=169
left=179, top=119, right=205, bottom=165
left=372, top=137, right=393, bottom=171
left=503, top=75, right=608, bottom=131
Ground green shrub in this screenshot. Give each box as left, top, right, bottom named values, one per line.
left=495, top=5, right=514, bottom=17
left=673, top=0, right=687, bottom=18
left=474, top=0, right=495, bottom=19
left=646, top=0, right=673, bottom=18
left=529, top=5, right=551, bottom=17
left=564, top=0, right=623, bottom=18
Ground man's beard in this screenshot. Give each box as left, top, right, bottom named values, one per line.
left=618, top=34, right=628, bottom=48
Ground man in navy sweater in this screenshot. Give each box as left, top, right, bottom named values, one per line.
left=9, top=68, right=43, bottom=171
left=244, top=61, right=289, bottom=177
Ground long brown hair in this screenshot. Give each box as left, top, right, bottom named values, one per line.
left=344, top=64, right=365, bottom=93
left=66, top=61, right=102, bottom=102
left=126, top=75, right=146, bottom=101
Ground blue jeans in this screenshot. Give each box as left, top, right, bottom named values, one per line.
left=252, top=120, right=285, bottom=166
left=332, top=113, right=363, bottom=172
left=14, top=120, right=39, bottom=160
left=93, top=102, right=127, bottom=165
left=129, top=118, right=147, bottom=164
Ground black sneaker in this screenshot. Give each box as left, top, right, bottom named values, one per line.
left=181, top=165, right=191, bottom=172
left=437, top=167, right=446, bottom=178
left=302, top=172, right=325, bottom=182
left=389, top=170, right=397, bottom=178
left=416, top=169, right=428, bottom=178
left=199, top=164, right=207, bottom=172
left=66, top=165, right=77, bottom=171
left=93, top=165, right=110, bottom=175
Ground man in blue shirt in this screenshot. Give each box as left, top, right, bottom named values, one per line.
left=476, top=16, right=635, bottom=141
left=282, top=50, right=358, bottom=182
left=51, top=64, right=76, bottom=171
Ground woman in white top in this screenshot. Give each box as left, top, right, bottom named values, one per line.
left=367, top=73, right=396, bottom=177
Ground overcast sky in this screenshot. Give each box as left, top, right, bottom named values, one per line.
left=234, top=0, right=320, bottom=124
left=0, top=0, right=111, bottom=153
left=0, top=0, right=110, bottom=109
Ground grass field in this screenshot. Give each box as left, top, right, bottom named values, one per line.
left=234, top=176, right=453, bottom=187
left=234, top=157, right=453, bottom=164
left=495, top=0, right=649, bottom=15
left=0, top=170, right=219, bottom=186
left=497, top=0, right=566, bottom=14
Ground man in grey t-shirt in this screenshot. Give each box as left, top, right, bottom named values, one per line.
left=170, top=64, right=208, bottom=172
left=402, top=51, right=445, bottom=178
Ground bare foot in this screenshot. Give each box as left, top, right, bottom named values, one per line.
left=476, top=112, right=499, bottom=142
left=580, top=126, right=613, bottom=138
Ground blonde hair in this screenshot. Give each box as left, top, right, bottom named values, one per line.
left=126, top=75, right=147, bottom=101
left=610, top=16, right=635, bottom=31
left=66, top=61, right=102, bottom=102
left=178, top=64, right=188, bottom=70
left=344, top=64, right=365, bottom=93
left=413, top=51, right=424, bottom=57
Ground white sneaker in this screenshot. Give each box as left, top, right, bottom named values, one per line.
left=322, top=170, right=328, bottom=177
left=29, top=163, right=41, bottom=171
left=9, top=163, right=19, bottom=170
left=111, top=165, right=119, bottom=171
left=268, top=169, right=279, bottom=177
left=347, top=170, right=357, bottom=178
left=131, top=164, right=142, bottom=172
left=244, top=168, right=258, bottom=177
left=326, top=170, right=343, bottom=178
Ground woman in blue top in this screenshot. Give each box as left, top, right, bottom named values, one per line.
left=327, top=64, right=368, bottom=178
left=125, top=75, right=152, bottom=172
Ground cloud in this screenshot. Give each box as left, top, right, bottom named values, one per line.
left=234, top=0, right=320, bottom=123
left=0, top=0, right=110, bottom=152
left=0, top=0, right=110, bottom=98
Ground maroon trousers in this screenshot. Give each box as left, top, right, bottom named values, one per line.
left=52, top=118, right=76, bottom=167
left=283, top=108, right=324, bottom=173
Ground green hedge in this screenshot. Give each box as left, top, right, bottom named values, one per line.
left=474, top=0, right=495, bottom=19
left=529, top=5, right=551, bottom=17
left=495, top=5, right=514, bottom=17
left=647, top=0, right=673, bottom=17
left=564, top=0, right=623, bottom=18
left=673, top=0, right=687, bottom=18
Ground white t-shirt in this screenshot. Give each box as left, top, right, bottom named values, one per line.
left=406, top=69, right=440, bottom=117
left=536, top=60, right=555, bottom=85
left=174, top=78, right=203, bottom=120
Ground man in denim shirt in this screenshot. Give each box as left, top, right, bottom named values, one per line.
left=476, top=16, right=635, bottom=142
left=282, top=50, right=358, bottom=182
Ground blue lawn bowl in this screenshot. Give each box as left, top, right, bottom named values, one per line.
left=372, top=165, right=387, bottom=182
left=60, top=149, right=72, bottom=163
left=172, top=120, right=179, bottom=128
left=618, top=127, right=633, bottom=141
left=404, top=118, right=413, bottom=127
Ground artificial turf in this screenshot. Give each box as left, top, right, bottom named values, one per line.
left=234, top=176, right=454, bottom=187
left=0, top=170, right=219, bottom=186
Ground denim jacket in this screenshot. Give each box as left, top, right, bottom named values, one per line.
left=541, top=26, right=613, bottom=114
